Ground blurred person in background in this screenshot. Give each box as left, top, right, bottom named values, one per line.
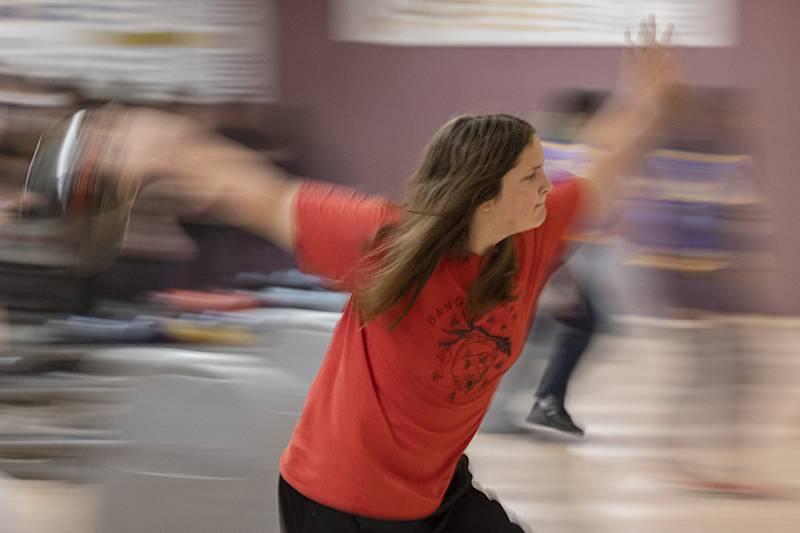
left=522, top=89, right=623, bottom=439
left=95, top=18, right=675, bottom=533
left=622, top=85, right=773, bottom=495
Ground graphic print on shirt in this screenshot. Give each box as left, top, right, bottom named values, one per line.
left=429, top=298, right=519, bottom=403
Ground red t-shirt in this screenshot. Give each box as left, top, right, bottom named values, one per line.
left=280, top=178, right=584, bottom=519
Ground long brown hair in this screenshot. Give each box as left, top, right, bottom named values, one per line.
left=354, top=114, right=536, bottom=328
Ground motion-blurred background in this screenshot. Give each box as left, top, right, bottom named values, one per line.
left=0, top=2, right=797, bottom=532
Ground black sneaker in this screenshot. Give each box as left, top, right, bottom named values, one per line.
left=524, top=395, right=585, bottom=438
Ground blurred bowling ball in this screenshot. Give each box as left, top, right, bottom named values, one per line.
left=20, top=108, right=136, bottom=275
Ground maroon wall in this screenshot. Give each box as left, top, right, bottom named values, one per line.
left=276, top=0, right=798, bottom=313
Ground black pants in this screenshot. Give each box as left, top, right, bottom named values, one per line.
left=279, top=455, right=530, bottom=533
left=535, top=287, right=597, bottom=401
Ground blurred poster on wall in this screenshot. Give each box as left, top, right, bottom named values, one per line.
left=332, top=0, right=737, bottom=47
left=0, top=0, right=276, bottom=103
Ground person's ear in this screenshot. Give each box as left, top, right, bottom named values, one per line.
left=478, top=198, right=495, bottom=213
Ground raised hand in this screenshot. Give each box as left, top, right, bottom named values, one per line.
left=621, top=16, right=677, bottom=106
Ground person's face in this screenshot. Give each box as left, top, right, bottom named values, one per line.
left=485, top=136, right=552, bottom=235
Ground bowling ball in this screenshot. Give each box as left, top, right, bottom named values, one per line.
left=20, top=108, right=136, bottom=275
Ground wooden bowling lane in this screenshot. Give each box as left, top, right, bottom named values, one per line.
left=5, top=321, right=800, bottom=532
left=466, top=322, right=800, bottom=533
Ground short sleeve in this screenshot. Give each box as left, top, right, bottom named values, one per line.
left=542, top=176, right=585, bottom=245
left=292, top=181, right=397, bottom=290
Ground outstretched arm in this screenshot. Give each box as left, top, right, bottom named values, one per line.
left=579, top=16, right=677, bottom=225
left=97, top=108, right=395, bottom=288
left=99, top=107, right=302, bottom=253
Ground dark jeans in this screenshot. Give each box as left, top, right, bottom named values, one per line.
left=278, top=455, right=529, bottom=533
left=535, top=287, right=597, bottom=401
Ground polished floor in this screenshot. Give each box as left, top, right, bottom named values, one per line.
left=4, top=318, right=800, bottom=533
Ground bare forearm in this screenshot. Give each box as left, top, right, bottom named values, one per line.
left=580, top=98, right=662, bottom=223
left=216, top=168, right=302, bottom=252
left=578, top=17, right=677, bottom=224
left=98, top=107, right=303, bottom=252
left=155, top=135, right=302, bottom=252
